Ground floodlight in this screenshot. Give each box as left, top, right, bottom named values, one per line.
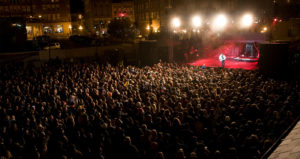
left=240, top=13, right=253, bottom=28
left=192, top=16, right=202, bottom=28
left=171, top=17, right=181, bottom=28
left=212, top=14, right=228, bottom=31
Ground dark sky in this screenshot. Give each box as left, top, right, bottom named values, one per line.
left=70, top=0, right=84, bottom=13
left=70, top=0, right=132, bottom=13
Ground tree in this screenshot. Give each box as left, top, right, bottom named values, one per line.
left=107, top=18, right=135, bottom=40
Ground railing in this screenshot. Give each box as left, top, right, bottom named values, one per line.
left=260, top=115, right=300, bottom=159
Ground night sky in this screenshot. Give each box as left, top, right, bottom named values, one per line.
left=70, top=0, right=84, bottom=13
left=70, top=0, right=130, bottom=13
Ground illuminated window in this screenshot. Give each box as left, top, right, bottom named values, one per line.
left=56, top=25, right=63, bottom=33
left=26, top=26, right=32, bottom=34
left=44, top=26, right=52, bottom=34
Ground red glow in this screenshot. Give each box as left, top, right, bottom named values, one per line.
left=119, top=13, right=126, bottom=17
left=190, top=58, right=258, bottom=70
left=272, top=18, right=281, bottom=25
left=189, top=58, right=258, bottom=70
left=188, top=40, right=259, bottom=70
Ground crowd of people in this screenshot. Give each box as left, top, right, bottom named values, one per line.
left=0, top=60, right=299, bottom=159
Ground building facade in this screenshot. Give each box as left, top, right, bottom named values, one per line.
left=84, top=0, right=112, bottom=36
left=0, top=0, right=32, bottom=18
left=134, top=0, right=168, bottom=36
left=134, top=0, right=240, bottom=36
left=70, top=13, right=85, bottom=36
left=0, top=0, right=72, bottom=39
left=112, top=0, right=135, bottom=22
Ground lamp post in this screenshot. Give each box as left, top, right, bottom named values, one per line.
left=78, top=25, right=83, bottom=35
left=191, top=15, right=202, bottom=38
left=169, top=17, right=181, bottom=62
left=68, top=25, right=72, bottom=36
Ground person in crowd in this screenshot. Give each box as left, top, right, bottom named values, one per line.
left=0, top=59, right=299, bottom=159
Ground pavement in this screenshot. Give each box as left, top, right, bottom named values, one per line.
left=269, top=121, right=300, bottom=159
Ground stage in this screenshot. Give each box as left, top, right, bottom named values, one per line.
left=189, top=57, right=258, bottom=70
left=187, top=39, right=260, bottom=70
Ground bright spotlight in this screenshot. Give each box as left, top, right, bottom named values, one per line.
left=146, top=25, right=150, bottom=30
left=171, top=17, right=181, bottom=28
left=261, top=26, right=268, bottom=33
left=192, top=16, right=202, bottom=28
left=240, top=14, right=253, bottom=28
left=212, top=14, right=228, bottom=31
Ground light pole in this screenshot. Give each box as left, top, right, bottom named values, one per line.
left=169, top=17, right=181, bottom=62
left=68, top=25, right=72, bottom=36
left=191, top=15, right=202, bottom=38
left=147, top=0, right=153, bottom=38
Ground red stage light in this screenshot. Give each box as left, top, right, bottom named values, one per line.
left=120, top=13, right=125, bottom=17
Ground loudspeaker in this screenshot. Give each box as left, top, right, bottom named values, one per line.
left=138, top=40, right=168, bottom=66
left=259, top=43, right=289, bottom=76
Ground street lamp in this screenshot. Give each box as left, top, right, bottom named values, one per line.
left=261, top=26, right=268, bottom=33
left=68, top=25, right=72, bottom=36
left=169, top=17, right=181, bottom=62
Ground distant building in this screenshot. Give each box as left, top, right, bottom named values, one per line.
left=0, top=0, right=33, bottom=18
left=70, top=13, right=85, bottom=36
left=134, top=0, right=168, bottom=36
left=0, top=0, right=72, bottom=39
left=271, top=18, right=300, bottom=41
left=112, top=0, right=135, bottom=22
left=270, top=0, right=300, bottom=41
left=84, top=0, right=112, bottom=36
left=133, top=0, right=240, bottom=37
